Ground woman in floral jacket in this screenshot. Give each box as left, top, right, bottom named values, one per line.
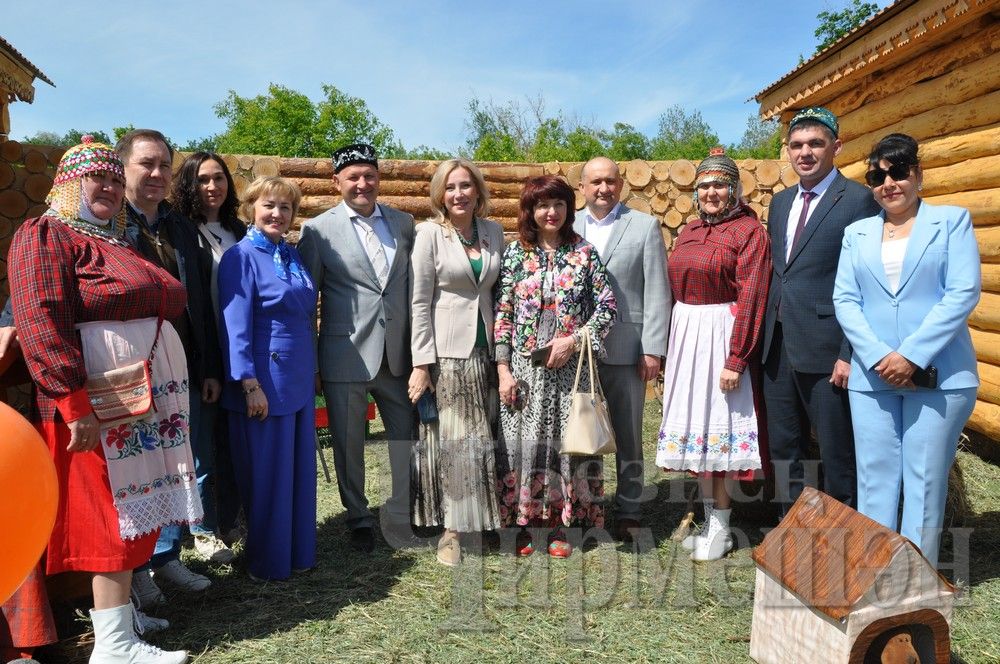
left=495, top=175, right=616, bottom=558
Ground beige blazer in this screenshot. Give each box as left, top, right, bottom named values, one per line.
left=410, top=218, right=504, bottom=365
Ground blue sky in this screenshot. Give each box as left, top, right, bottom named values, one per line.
left=6, top=1, right=893, bottom=152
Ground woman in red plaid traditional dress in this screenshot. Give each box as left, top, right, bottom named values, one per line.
left=654, top=148, right=771, bottom=562
left=9, top=139, right=198, bottom=663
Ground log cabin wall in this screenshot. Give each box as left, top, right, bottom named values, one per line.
left=756, top=0, right=1000, bottom=445
left=0, top=151, right=796, bottom=303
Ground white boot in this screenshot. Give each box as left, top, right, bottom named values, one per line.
left=682, top=499, right=734, bottom=552
left=89, top=602, right=188, bottom=664
left=682, top=501, right=713, bottom=551
left=691, top=508, right=734, bottom=562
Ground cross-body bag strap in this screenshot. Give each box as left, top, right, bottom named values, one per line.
left=144, top=266, right=167, bottom=364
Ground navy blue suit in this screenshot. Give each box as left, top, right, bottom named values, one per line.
left=218, top=235, right=318, bottom=579
left=762, top=171, right=880, bottom=511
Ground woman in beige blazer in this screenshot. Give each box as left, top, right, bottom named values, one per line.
left=407, top=159, right=505, bottom=566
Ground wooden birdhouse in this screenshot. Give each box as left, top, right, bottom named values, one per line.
left=750, top=487, right=957, bottom=663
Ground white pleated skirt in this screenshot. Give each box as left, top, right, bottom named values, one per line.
left=654, top=302, right=762, bottom=474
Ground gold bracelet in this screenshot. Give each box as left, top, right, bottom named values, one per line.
left=243, top=384, right=260, bottom=395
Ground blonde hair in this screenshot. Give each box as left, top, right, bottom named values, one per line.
left=239, top=176, right=302, bottom=222
left=428, top=159, right=490, bottom=227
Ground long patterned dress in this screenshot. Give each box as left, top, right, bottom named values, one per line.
left=494, top=238, right=616, bottom=529
left=9, top=215, right=201, bottom=573
left=654, top=204, right=771, bottom=476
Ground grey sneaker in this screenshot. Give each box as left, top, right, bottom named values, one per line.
left=153, top=560, right=211, bottom=592
left=131, top=569, right=166, bottom=609
left=135, top=608, right=170, bottom=633
left=193, top=533, right=236, bottom=564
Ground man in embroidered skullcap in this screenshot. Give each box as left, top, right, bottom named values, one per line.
left=298, top=143, right=417, bottom=554
left=760, top=107, right=880, bottom=515
left=7, top=136, right=197, bottom=663
left=572, top=156, right=669, bottom=543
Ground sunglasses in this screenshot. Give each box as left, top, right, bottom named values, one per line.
left=865, top=163, right=913, bottom=187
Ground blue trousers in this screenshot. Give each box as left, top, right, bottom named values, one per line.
left=228, top=405, right=317, bottom=580
left=849, top=387, right=976, bottom=567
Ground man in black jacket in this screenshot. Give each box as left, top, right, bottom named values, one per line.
left=761, top=108, right=881, bottom=515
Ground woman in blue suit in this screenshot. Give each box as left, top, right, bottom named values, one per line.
left=833, top=133, right=980, bottom=567
left=218, top=176, right=318, bottom=580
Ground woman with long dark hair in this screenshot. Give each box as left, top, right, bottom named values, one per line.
left=171, top=152, right=246, bottom=563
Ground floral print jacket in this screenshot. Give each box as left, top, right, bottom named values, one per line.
left=494, top=238, right=617, bottom=362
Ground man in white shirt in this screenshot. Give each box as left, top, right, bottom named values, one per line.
left=574, top=157, right=670, bottom=542
left=298, top=144, right=416, bottom=554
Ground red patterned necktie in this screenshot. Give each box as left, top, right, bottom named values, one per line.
left=789, top=190, right=815, bottom=256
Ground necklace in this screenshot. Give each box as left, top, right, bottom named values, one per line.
left=58, top=216, right=130, bottom=247
left=885, top=218, right=912, bottom=239
left=456, top=221, right=478, bottom=247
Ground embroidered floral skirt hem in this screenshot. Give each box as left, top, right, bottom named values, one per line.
left=655, top=302, right=762, bottom=475
left=497, top=353, right=605, bottom=529
left=411, top=348, right=503, bottom=532
left=43, top=318, right=202, bottom=574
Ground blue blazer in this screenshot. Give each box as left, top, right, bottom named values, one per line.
left=218, top=236, right=318, bottom=415
left=833, top=202, right=980, bottom=392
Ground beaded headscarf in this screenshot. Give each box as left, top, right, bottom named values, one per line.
left=694, top=147, right=741, bottom=218
left=46, top=135, right=128, bottom=233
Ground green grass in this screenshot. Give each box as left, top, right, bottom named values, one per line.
left=46, top=402, right=1000, bottom=663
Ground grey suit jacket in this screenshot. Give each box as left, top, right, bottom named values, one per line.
left=298, top=202, right=415, bottom=382
left=410, top=218, right=504, bottom=365
left=574, top=204, right=670, bottom=365
left=761, top=171, right=880, bottom=373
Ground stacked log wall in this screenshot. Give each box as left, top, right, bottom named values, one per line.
left=806, top=13, right=1000, bottom=442
left=0, top=140, right=64, bottom=408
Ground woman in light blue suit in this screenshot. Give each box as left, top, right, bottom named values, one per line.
left=833, top=134, right=980, bottom=567
left=218, top=176, right=318, bottom=580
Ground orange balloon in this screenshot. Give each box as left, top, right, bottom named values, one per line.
left=0, top=401, right=58, bottom=604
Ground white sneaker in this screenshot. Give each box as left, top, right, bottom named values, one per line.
left=153, top=560, right=211, bottom=592
left=131, top=570, right=166, bottom=609
left=135, top=609, right=169, bottom=634
left=193, top=534, right=236, bottom=564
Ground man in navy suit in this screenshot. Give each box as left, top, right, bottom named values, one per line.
left=761, top=108, right=880, bottom=513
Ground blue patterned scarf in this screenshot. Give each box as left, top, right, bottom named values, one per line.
left=247, top=225, right=310, bottom=286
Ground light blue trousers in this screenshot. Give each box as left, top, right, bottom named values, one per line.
left=849, top=387, right=976, bottom=567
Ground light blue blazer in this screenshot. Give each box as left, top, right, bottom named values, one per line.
left=833, top=202, right=980, bottom=392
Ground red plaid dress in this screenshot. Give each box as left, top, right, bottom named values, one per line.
left=9, top=216, right=187, bottom=572
left=657, top=205, right=773, bottom=477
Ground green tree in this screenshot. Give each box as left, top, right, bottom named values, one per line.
left=385, top=144, right=452, bottom=160
left=214, top=83, right=397, bottom=158
left=22, top=128, right=113, bottom=146
left=177, top=136, right=219, bottom=153
left=649, top=105, right=720, bottom=160
left=815, top=0, right=879, bottom=52
left=463, top=96, right=539, bottom=161
left=603, top=122, right=651, bottom=160
left=728, top=115, right=782, bottom=159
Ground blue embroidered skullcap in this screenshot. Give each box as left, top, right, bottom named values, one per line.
left=789, top=107, right=839, bottom=138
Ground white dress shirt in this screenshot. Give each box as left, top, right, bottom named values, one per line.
left=345, top=201, right=397, bottom=269
left=581, top=202, right=620, bottom=258
left=785, top=167, right=839, bottom=260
